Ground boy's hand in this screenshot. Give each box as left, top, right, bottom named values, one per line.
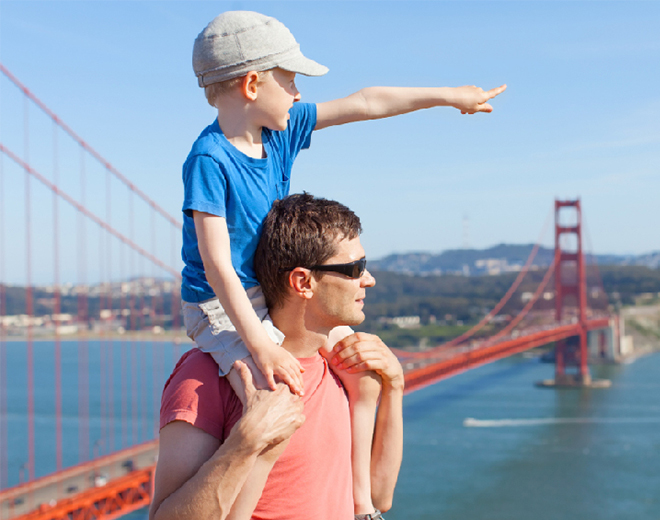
left=452, top=84, right=507, bottom=114
left=252, top=340, right=306, bottom=396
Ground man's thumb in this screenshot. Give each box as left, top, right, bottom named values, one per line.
left=234, top=360, right=255, bottom=394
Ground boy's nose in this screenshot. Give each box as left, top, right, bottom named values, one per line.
left=293, top=91, right=301, bottom=102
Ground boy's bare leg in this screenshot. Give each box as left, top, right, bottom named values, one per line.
left=225, top=359, right=290, bottom=520
left=225, top=437, right=291, bottom=520
left=323, top=328, right=382, bottom=516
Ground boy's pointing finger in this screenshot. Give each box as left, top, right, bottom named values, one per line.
left=487, top=84, right=507, bottom=99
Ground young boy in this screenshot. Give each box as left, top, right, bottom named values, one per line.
left=180, top=11, right=505, bottom=520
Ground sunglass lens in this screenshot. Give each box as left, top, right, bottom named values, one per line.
left=352, top=259, right=366, bottom=278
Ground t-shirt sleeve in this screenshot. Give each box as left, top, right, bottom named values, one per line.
left=284, top=102, right=317, bottom=159
left=182, top=154, right=228, bottom=219
left=160, top=349, right=242, bottom=441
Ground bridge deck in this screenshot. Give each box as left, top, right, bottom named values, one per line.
left=0, top=441, right=158, bottom=520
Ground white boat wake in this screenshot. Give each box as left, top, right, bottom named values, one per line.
left=463, top=417, right=660, bottom=427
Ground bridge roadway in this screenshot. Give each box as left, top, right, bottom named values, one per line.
left=0, top=441, right=158, bottom=520
left=403, top=317, right=611, bottom=393
left=0, top=316, right=611, bottom=520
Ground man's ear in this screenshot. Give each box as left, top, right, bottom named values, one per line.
left=241, top=71, right=260, bottom=101
left=289, top=268, right=313, bottom=300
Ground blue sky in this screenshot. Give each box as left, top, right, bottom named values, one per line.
left=1, top=1, right=659, bottom=283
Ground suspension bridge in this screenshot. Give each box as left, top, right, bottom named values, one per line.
left=0, top=65, right=620, bottom=520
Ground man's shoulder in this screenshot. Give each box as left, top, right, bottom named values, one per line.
left=160, top=348, right=241, bottom=441
left=168, top=347, right=223, bottom=382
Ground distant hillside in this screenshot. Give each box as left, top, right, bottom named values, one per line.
left=370, top=244, right=659, bottom=276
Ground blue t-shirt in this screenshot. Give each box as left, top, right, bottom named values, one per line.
left=181, top=102, right=317, bottom=303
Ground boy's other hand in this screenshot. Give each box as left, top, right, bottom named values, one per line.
left=252, top=340, right=306, bottom=397
left=453, top=84, right=507, bottom=114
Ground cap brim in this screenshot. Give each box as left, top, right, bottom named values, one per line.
left=278, top=54, right=328, bottom=77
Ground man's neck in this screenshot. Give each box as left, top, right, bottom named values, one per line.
left=270, top=306, right=331, bottom=359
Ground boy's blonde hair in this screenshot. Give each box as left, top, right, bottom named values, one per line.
left=204, top=70, right=273, bottom=108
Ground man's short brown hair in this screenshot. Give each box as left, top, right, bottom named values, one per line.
left=255, top=193, right=362, bottom=309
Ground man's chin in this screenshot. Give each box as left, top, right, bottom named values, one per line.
left=342, top=312, right=365, bottom=327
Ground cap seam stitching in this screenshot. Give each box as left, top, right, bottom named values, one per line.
left=202, top=20, right=274, bottom=40
left=196, top=45, right=302, bottom=77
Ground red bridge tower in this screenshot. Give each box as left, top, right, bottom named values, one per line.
left=553, top=199, right=591, bottom=385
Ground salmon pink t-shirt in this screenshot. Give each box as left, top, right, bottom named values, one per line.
left=160, top=348, right=353, bottom=520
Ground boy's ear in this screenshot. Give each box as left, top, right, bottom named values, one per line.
left=241, top=71, right=260, bottom=101
left=289, top=268, right=314, bottom=300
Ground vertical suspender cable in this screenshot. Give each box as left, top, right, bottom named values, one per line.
left=120, top=243, right=127, bottom=449
left=99, top=215, right=106, bottom=456
left=106, top=170, right=114, bottom=453
left=139, top=272, right=147, bottom=441
left=152, top=209, right=161, bottom=438
left=0, top=151, right=7, bottom=489
left=53, top=122, right=63, bottom=471
left=78, top=149, right=89, bottom=463
left=24, top=96, right=35, bottom=481
left=171, top=225, right=180, bottom=363
left=129, top=192, right=138, bottom=445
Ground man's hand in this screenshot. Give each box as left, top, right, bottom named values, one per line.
left=452, top=84, right=507, bottom=114
left=250, top=340, right=306, bottom=396
left=329, top=333, right=404, bottom=391
left=234, top=360, right=306, bottom=454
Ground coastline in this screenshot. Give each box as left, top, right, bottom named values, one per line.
left=0, top=330, right=193, bottom=344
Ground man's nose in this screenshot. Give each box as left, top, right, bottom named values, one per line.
left=293, top=90, right=301, bottom=102
left=361, top=269, right=376, bottom=287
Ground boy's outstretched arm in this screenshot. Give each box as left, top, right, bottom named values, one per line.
left=193, top=211, right=304, bottom=395
left=315, top=84, right=506, bottom=130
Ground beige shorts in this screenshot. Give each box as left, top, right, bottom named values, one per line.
left=182, top=286, right=284, bottom=376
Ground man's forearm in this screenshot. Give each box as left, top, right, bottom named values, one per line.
left=370, top=380, right=404, bottom=512
left=151, top=431, right=260, bottom=520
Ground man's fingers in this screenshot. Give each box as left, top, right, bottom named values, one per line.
left=235, top=360, right=254, bottom=387
left=338, top=351, right=379, bottom=369
left=477, top=102, right=493, bottom=113
left=234, top=359, right=257, bottom=401
left=332, top=332, right=363, bottom=353
left=331, top=334, right=380, bottom=364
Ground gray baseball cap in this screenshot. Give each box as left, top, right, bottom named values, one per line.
left=193, top=11, right=329, bottom=87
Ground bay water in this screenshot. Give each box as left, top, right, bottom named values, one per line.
left=1, top=341, right=659, bottom=519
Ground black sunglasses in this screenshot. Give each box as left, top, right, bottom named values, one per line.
left=309, top=258, right=367, bottom=279
left=280, top=258, right=367, bottom=279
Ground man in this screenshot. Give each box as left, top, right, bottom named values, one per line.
left=150, top=193, right=404, bottom=520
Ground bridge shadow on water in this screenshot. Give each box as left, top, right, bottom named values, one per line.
left=403, top=357, right=542, bottom=422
